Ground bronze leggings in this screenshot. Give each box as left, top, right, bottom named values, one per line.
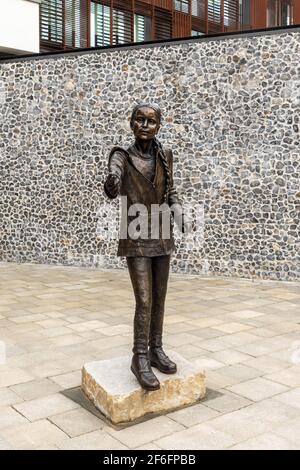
left=126, top=255, right=171, bottom=354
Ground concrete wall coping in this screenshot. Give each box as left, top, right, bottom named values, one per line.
left=1, top=24, right=300, bottom=64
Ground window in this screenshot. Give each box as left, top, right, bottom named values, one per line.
left=90, top=2, right=132, bottom=47
left=134, top=14, right=151, bottom=43
left=224, top=0, right=230, bottom=26
left=90, top=1, right=110, bottom=47
left=41, top=0, right=64, bottom=45
left=267, top=0, right=291, bottom=27
left=65, top=0, right=81, bottom=48
left=41, top=0, right=88, bottom=50
left=239, top=0, right=251, bottom=27
left=267, top=0, right=278, bottom=26
left=174, top=0, right=189, bottom=14
left=208, top=0, right=221, bottom=22
left=113, top=9, right=132, bottom=45
left=113, top=9, right=126, bottom=44
left=280, top=1, right=291, bottom=26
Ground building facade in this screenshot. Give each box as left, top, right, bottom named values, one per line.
left=39, top=0, right=300, bottom=53
left=0, top=1, right=299, bottom=57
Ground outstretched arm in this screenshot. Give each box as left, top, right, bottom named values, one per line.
left=104, top=149, right=127, bottom=199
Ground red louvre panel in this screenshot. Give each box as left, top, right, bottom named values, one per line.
left=252, top=0, right=267, bottom=29
left=224, top=0, right=239, bottom=32
left=173, top=11, right=192, bottom=37
left=113, top=0, right=132, bottom=11
left=155, top=0, right=173, bottom=8
left=112, top=7, right=133, bottom=44
left=80, top=0, right=89, bottom=48
left=141, top=0, right=173, bottom=9
left=293, top=0, right=300, bottom=24
left=191, top=0, right=206, bottom=18
left=93, top=0, right=110, bottom=6
left=134, top=0, right=152, bottom=16
left=207, top=0, right=223, bottom=32
left=154, top=7, right=172, bottom=39
left=192, top=17, right=207, bottom=34
left=191, top=0, right=207, bottom=33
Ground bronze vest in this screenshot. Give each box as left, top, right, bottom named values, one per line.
left=105, top=144, right=177, bottom=257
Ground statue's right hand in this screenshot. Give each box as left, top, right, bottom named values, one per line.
left=105, top=173, right=121, bottom=198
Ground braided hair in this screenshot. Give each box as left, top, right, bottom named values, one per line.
left=130, top=103, right=171, bottom=203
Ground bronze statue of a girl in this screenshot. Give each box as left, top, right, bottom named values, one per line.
left=104, top=103, right=189, bottom=391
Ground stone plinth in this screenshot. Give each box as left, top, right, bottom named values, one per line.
left=81, top=352, right=206, bottom=424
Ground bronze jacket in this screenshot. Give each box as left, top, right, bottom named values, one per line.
left=104, top=144, right=184, bottom=257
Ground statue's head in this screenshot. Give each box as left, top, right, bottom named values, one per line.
left=130, top=103, right=161, bottom=142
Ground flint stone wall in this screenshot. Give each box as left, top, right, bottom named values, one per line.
left=0, top=30, right=299, bottom=280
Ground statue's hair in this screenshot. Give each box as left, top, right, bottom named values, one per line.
left=130, top=103, right=171, bottom=203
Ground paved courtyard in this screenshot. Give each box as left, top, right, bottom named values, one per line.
left=0, top=261, right=299, bottom=450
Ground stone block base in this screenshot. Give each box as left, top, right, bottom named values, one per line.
left=81, top=352, right=206, bottom=424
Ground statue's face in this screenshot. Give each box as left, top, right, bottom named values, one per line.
left=131, top=107, right=160, bottom=141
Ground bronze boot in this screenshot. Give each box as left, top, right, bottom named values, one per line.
left=149, top=307, right=177, bottom=374
left=131, top=353, right=160, bottom=391
left=131, top=277, right=160, bottom=391
left=149, top=339, right=177, bottom=374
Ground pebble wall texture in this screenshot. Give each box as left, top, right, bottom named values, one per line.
left=0, top=31, right=299, bottom=280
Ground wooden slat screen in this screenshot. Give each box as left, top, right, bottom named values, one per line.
left=41, top=0, right=89, bottom=50
left=155, top=0, right=173, bottom=8
left=207, top=0, right=222, bottom=32
left=64, top=0, right=90, bottom=48
left=224, top=0, right=239, bottom=31
left=191, top=0, right=207, bottom=33
left=112, top=7, right=133, bottom=44
left=154, top=7, right=172, bottom=40
left=135, top=0, right=152, bottom=17
left=65, top=0, right=80, bottom=48
left=173, top=11, right=192, bottom=37
left=41, top=0, right=64, bottom=49
left=191, top=0, right=205, bottom=18
left=206, top=0, right=240, bottom=33
left=252, top=0, right=267, bottom=28
left=293, top=0, right=300, bottom=24
left=40, top=0, right=297, bottom=53
left=140, top=0, right=173, bottom=8
left=80, top=0, right=90, bottom=48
